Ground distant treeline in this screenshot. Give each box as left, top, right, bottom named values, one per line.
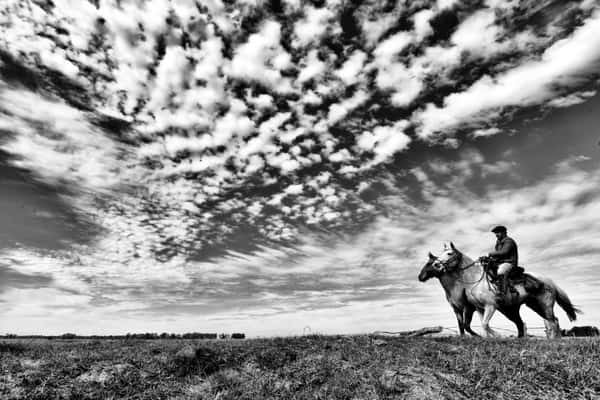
left=1, top=332, right=246, bottom=339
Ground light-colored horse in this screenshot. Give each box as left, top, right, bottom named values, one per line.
left=418, top=242, right=580, bottom=338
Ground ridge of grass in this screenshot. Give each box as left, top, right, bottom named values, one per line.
left=1, top=335, right=599, bottom=399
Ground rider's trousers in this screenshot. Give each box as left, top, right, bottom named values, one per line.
left=497, top=262, right=513, bottom=275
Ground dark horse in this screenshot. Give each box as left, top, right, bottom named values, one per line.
left=418, top=242, right=580, bottom=338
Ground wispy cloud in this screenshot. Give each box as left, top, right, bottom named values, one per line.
left=0, top=86, right=130, bottom=192
left=416, top=9, right=600, bottom=139
left=3, top=150, right=600, bottom=334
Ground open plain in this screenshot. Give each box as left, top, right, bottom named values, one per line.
left=2, top=335, right=600, bottom=400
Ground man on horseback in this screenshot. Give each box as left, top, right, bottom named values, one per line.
left=420, top=237, right=580, bottom=339
left=488, top=225, right=518, bottom=302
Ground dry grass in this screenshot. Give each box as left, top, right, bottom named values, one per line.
left=1, top=335, right=600, bottom=399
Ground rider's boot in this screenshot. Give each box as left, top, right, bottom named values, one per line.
left=496, top=274, right=509, bottom=304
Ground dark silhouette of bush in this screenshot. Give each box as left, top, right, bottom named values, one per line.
left=0, top=342, right=26, bottom=354
left=562, top=326, right=600, bottom=336
left=61, top=333, right=77, bottom=339
left=171, top=345, right=222, bottom=376
left=182, top=332, right=218, bottom=339
left=254, top=346, right=297, bottom=370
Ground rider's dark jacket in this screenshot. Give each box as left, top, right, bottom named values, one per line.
left=489, top=236, right=518, bottom=267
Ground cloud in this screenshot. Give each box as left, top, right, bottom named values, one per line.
left=357, top=121, right=412, bottom=165
left=450, top=9, right=504, bottom=57
left=362, top=16, right=393, bottom=43
left=327, top=89, right=369, bottom=125
left=403, top=159, right=600, bottom=272
left=0, top=264, right=53, bottom=294
left=144, top=46, right=191, bottom=114
left=1, top=0, right=598, bottom=256
left=372, top=31, right=413, bottom=61
left=3, top=149, right=600, bottom=334
left=437, top=0, right=460, bottom=10
left=297, top=49, right=327, bottom=84
left=1, top=0, right=600, bottom=335
left=1, top=288, right=91, bottom=316
left=370, top=29, right=426, bottom=107
left=247, top=93, right=274, bottom=110
left=212, top=107, right=255, bottom=147
left=471, top=127, right=502, bottom=138
left=547, top=90, right=597, bottom=108
left=239, top=112, right=292, bottom=158
left=293, top=6, right=337, bottom=47
left=228, top=20, right=294, bottom=93
left=0, top=86, right=129, bottom=192
left=413, top=9, right=435, bottom=42
left=334, top=50, right=367, bottom=86
left=416, top=10, right=600, bottom=138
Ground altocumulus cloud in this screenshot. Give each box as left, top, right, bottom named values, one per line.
left=1, top=0, right=600, bottom=335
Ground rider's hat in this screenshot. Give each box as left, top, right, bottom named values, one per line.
left=491, top=225, right=507, bottom=233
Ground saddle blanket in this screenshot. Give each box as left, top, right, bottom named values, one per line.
left=488, top=267, right=543, bottom=292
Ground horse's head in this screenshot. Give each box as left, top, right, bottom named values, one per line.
left=418, top=252, right=445, bottom=281
left=436, top=242, right=463, bottom=271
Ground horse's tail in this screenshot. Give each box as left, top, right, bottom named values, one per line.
left=555, top=284, right=581, bottom=322
left=540, top=278, right=581, bottom=321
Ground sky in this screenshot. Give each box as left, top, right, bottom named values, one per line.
left=1, top=0, right=600, bottom=337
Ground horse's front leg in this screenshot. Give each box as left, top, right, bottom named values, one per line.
left=480, top=305, right=498, bottom=337
left=463, top=306, right=479, bottom=337
left=453, top=306, right=465, bottom=335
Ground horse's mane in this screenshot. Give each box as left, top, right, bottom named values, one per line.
left=443, top=242, right=477, bottom=268
left=459, top=251, right=475, bottom=267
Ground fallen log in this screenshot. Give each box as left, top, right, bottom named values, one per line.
left=372, top=326, right=443, bottom=337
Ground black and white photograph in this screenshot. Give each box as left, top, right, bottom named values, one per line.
left=1, top=0, right=600, bottom=398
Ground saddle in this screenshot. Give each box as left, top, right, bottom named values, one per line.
left=480, top=257, right=543, bottom=293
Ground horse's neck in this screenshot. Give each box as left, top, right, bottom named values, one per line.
left=439, top=272, right=461, bottom=295
left=439, top=255, right=483, bottom=292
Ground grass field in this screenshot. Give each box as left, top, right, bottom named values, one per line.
left=2, top=335, right=600, bottom=399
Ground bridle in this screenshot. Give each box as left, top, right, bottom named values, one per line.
left=435, top=250, right=481, bottom=283
left=437, top=250, right=467, bottom=272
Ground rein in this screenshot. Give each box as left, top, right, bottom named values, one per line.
left=440, top=252, right=476, bottom=272
left=456, top=265, right=487, bottom=285
left=458, top=260, right=477, bottom=271
left=443, top=253, right=487, bottom=285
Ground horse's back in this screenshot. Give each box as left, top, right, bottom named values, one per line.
left=519, top=273, right=545, bottom=293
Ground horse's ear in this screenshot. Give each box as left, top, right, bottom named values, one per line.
left=428, top=252, right=436, bottom=260
left=450, top=242, right=456, bottom=251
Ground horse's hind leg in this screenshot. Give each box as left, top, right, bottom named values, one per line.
left=502, top=307, right=527, bottom=338
left=544, top=317, right=560, bottom=339
left=526, top=294, right=560, bottom=339
left=463, top=305, right=479, bottom=337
